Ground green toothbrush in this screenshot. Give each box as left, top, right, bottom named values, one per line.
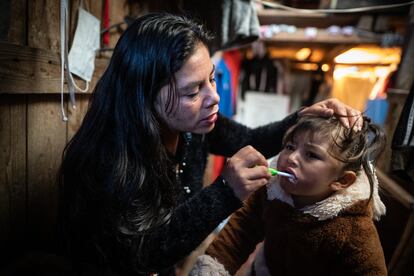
left=268, top=168, right=295, bottom=179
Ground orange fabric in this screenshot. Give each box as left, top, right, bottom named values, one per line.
left=212, top=155, right=225, bottom=180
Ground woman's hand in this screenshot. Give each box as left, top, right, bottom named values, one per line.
left=299, top=98, right=363, bottom=131
left=221, top=145, right=271, bottom=201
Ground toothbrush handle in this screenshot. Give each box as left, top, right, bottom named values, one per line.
left=268, top=168, right=278, bottom=176
left=268, top=168, right=294, bottom=178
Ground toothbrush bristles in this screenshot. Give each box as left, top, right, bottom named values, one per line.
left=277, top=171, right=294, bottom=178
left=268, top=168, right=296, bottom=182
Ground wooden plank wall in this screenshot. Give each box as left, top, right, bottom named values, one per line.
left=0, top=0, right=30, bottom=262
left=0, top=0, right=111, bottom=265
left=0, top=95, right=27, bottom=258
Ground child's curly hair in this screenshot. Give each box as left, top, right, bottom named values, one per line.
left=283, top=114, right=386, bottom=200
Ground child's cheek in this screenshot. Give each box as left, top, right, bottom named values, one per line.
left=276, top=153, right=287, bottom=167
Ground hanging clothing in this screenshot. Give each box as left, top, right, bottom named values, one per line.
left=212, top=58, right=234, bottom=181
left=216, top=58, right=234, bottom=117
left=182, top=0, right=260, bottom=52
left=223, top=50, right=242, bottom=112
left=240, top=53, right=278, bottom=99
left=302, top=68, right=324, bottom=107
left=220, top=0, right=260, bottom=50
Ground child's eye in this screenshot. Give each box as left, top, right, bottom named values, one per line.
left=210, top=77, right=216, bottom=84
left=285, top=143, right=295, bottom=151
left=306, top=151, right=320, bottom=159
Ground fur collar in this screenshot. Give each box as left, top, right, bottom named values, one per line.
left=266, top=160, right=386, bottom=221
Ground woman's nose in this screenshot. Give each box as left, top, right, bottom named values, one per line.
left=205, top=84, right=220, bottom=107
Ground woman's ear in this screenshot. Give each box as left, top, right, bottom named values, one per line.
left=330, top=171, right=357, bottom=191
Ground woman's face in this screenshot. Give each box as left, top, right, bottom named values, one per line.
left=155, top=43, right=220, bottom=135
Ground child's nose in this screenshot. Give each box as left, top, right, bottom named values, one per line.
left=287, top=151, right=299, bottom=166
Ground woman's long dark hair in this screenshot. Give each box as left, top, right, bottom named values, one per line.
left=59, top=13, right=213, bottom=237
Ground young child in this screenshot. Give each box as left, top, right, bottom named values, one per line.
left=191, top=115, right=387, bottom=275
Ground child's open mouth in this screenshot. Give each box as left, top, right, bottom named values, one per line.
left=269, top=168, right=297, bottom=183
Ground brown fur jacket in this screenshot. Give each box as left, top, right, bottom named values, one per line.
left=191, top=170, right=387, bottom=276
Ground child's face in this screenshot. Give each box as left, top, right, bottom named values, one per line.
left=277, top=130, right=344, bottom=205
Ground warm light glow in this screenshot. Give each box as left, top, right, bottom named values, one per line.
left=332, top=64, right=397, bottom=110
left=268, top=47, right=300, bottom=59
left=333, top=66, right=358, bottom=80
left=296, top=48, right=312, bottom=61
left=374, top=63, right=397, bottom=78
left=334, top=47, right=401, bottom=64
left=309, top=49, right=324, bottom=62
left=335, top=49, right=380, bottom=63
left=295, top=63, right=319, bottom=71
left=321, top=64, right=330, bottom=72
left=374, top=67, right=390, bottom=78
left=331, top=47, right=401, bottom=112
left=370, top=64, right=397, bottom=99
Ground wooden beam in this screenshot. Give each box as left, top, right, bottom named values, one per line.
left=0, top=42, right=109, bottom=94
left=377, top=169, right=414, bottom=210
left=388, top=211, right=414, bottom=275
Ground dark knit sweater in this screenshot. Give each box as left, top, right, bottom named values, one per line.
left=61, top=112, right=298, bottom=275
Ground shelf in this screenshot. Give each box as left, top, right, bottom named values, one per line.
left=257, top=9, right=360, bottom=28
left=261, top=28, right=381, bottom=47
left=257, top=9, right=409, bottom=34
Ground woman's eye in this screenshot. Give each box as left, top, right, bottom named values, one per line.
left=210, top=77, right=216, bottom=84
left=186, top=92, right=199, bottom=99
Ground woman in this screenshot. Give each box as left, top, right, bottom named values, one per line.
left=58, top=13, right=362, bottom=275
